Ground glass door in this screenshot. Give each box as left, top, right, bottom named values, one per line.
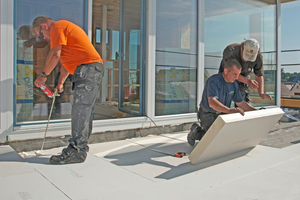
left=118, top=0, right=145, bottom=115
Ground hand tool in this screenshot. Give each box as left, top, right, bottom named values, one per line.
left=37, top=89, right=58, bottom=155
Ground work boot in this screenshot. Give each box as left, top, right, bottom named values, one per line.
left=49, top=145, right=87, bottom=164
left=84, top=145, right=89, bottom=152
left=61, top=145, right=89, bottom=153
left=187, top=123, right=200, bottom=146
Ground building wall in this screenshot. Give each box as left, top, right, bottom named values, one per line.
left=0, top=0, right=280, bottom=141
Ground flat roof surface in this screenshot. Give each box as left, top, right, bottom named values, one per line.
left=1, top=121, right=300, bottom=199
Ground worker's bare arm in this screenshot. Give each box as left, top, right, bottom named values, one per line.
left=208, top=97, right=245, bottom=115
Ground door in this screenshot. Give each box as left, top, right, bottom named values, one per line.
left=118, top=0, right=145, bottom=115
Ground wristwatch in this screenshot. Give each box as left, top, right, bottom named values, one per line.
left=39, top=72, right=48, bottom=78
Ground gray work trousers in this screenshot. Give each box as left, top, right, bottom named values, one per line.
left=69, top=62, right=104, bottom=151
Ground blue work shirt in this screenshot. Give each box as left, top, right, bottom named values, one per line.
left=200, top=73, right=243, bottom=113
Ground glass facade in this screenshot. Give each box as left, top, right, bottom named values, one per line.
left=118, top=0, right=144, bottom=115
left=281, top=0, right=300, bottom=78
left=155, top=0, right=198, bottom=116
left=280, top=0, right=300, bottom=120
left=204, top=0, right=277, bottom=107
left=11, top=0, right=280, bottom=128
left=15, top=0, right=144, bottom=123
left=15, top=0, right=87, bottom=123
left=91, top=0, right=142, bottom=119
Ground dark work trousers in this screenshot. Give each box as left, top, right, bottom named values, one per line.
left=69, top=62, right=104, bottom=151
left=198, top=108, right=221, bottom=132
left=238, top=82, right=250, bottom=103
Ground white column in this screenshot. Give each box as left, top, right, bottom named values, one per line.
left=197, top=0, right=205, bottom=108
left=145, top=0, right=156, bottom=121
left=276, top=0, right=281, bottom=107
left=100, top=5, right=107, bottom=103
left=0, top=0, right=14, bottom=135
left=87, top=0, right=93, bottom=41
left=101, top=5, right=107, bottom=62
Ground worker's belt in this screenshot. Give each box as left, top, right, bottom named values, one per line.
left=81, top=61, right=103, bottom=66
left=199, top=107, right=222, bottom=115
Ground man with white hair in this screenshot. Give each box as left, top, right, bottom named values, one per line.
left=218, top=39, right=272, bottom=103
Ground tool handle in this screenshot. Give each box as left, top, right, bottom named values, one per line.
left=40, top=89, right=58, bottom=151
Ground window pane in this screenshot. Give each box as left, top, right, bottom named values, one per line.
left=281, top=0, right=300, bottom=120
left=204, top=0, right=277, bottom=107
left=118, top=0, right=142, bottom=114
left=111, top=30, right=119, bottom=60
left=16, top=0, right=86, bottom=123
left=281, top=0, right=300, bottom=100
left=155, top=0, right=198, bottom=116
left=95, top=29, right=109, bottom=44
left=96, top=29, right=101, bottom=43
left=92, top=0, right=140, bottom=119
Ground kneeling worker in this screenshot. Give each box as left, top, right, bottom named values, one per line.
left=187, top=59, right=257, bottom=146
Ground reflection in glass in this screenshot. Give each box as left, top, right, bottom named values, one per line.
left=92, top=0, right=140, bottom=119
left=95, top=29, right=109, bottom=44
left=281, top=0, right=300, bottom=95
left=118, top=0, right=142, bottom=114
left=155, top=0, right=198, bottom=116
left=280, top=0, right=300, bottom=117
left=16, top=0, right=86, bottom=123
left=204, top=0, right=277, bottom=107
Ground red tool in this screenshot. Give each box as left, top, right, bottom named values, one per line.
left=150, top=149, right=186, bottom=158
left=40, top=84, right=54, bottom=98
left=174, top=152, right=186, bottom=158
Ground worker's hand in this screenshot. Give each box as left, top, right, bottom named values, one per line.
left=259, top=93, right=273, bottom=100
left=34, top=76, right=47, bottom=88
left=55, top=83, right=64, bottom=96
left=23, top=38, right=37, bottom=48
left=247, top=80, right=259, bottom=90
left=230, top=107, right=245, bottom=116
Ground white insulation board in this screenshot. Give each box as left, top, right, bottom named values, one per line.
left=188, top=108, right=284, bottom=164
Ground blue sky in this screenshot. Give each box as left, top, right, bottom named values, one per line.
left=281, top=0, right=300, bottom=73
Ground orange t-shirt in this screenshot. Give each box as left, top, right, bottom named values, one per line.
left=50, top=20, right=103, bottom=74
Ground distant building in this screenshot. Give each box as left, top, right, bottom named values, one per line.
left=290, top=82, right=300, bottom=96
left=281, top=83, right=293, bottom=97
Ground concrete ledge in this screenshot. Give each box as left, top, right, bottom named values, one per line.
left=0, top=122, right=194, bottom=152
left=3, top=121, right=300, bottom=153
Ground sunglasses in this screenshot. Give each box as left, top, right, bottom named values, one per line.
left=38, top=26, right=44, bottom=39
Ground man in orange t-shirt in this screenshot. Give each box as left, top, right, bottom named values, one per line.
left=33, top=16, right=104, bottom=164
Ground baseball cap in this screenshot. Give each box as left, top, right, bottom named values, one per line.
left=242, top=38, right=259, bottom=62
